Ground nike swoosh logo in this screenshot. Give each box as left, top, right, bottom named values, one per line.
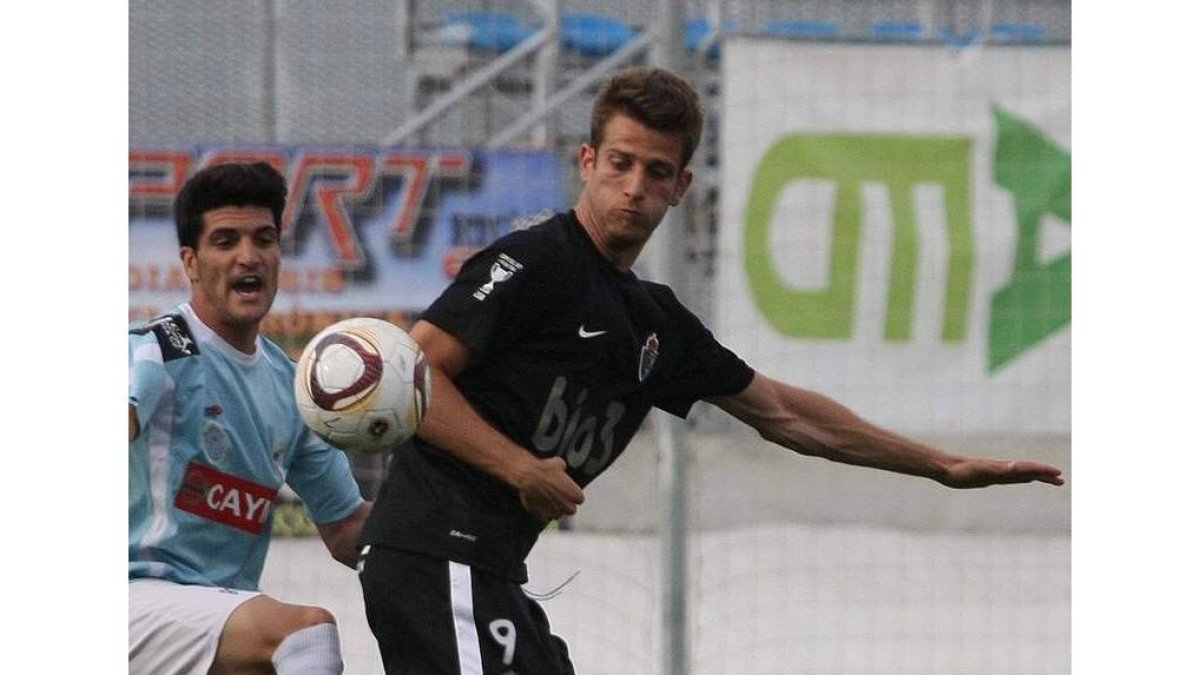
left=578, top=325, right=607, bottom=338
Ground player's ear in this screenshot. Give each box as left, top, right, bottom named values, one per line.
left=578, top=143, right=596, bottom=181
left=669, top=169, right=693, bottom=206
left=180, top=247, right=199, bottom=284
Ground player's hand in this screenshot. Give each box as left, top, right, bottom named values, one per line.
left=515, top=456, right=585, bottom=523
left=941, top=458, right=1065, bottom=489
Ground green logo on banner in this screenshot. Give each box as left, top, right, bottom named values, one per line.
left=744, top=116, right=1070, bottom=373
left=987, top=107, right=1071, bottom=372
left=743, top=134, right=974, bottom=341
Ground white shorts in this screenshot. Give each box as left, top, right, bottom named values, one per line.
left=129, top=578, right=261, bottom=675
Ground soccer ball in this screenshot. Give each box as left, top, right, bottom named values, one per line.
left=294, top=318, right=432, bottom=454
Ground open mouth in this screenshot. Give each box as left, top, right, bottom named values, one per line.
left=232, top=275, right=265, bottom=296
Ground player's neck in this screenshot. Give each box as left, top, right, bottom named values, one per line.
left=572, top=208, right=642, bottom=273
left=187, top=301, right=260, bottom=354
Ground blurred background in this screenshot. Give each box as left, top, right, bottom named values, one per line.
left=129, top=1, right=1070, bottom=672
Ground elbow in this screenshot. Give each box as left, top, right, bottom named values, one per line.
left=328, top=536, right=360, bottom=570
left=337, top=548, right=359, bottom=570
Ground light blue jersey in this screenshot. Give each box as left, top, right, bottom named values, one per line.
left=129, top=303, right=363, bottom=590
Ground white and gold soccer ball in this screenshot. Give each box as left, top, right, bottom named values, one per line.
left=294, top=318, right=431, bottom=454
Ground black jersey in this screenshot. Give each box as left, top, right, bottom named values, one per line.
left=362, top=211, right=755, bottom=582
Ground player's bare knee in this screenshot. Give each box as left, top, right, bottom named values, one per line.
left=268, top=603, right=337, bottom=648
left=291, top=605, right=337, bottom=631
left=229, top=598, right=337, bottom=658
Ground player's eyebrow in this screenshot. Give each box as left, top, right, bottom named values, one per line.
left=206, top=223, right=277, bottom=241
left=646, top=158, right=677, bottom=176
left=606, top=148, right=677, bottom=173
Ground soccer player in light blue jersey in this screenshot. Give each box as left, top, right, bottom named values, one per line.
left=129, top=162, right=372, bottom=675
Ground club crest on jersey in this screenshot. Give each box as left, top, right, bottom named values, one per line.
left=201, top=421, right=232, bottom=465
left=473, top=252, right=523, bottom=301
left=638, top=333, right=660, bottom=382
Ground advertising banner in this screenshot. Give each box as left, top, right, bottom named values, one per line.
left=129, top=147, right=568, bottom=350
left=717, top=40, right=1070, bottom=433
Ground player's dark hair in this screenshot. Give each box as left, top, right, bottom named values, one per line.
left=590, top=66, right=704, bottom=169
left=174, top=161, right=288, bottom=249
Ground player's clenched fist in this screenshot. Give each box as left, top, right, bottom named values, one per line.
left=515, top=456, right=585, bottom=523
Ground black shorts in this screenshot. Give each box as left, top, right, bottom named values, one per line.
left=359, top=545, right=575, bottom=675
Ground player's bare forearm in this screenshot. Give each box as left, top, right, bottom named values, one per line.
left=417, top=367, right=559, bottom=486
left=317, top=501, right=373, bottom=569
left=711, top=373, right=1063, bottom=488
left=411, top=321, right=585, bottom=519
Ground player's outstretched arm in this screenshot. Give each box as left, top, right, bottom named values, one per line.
left=316, top=501, right=373, bottom=569
left=410, top=320, right=585, bottom=521
left=709, top=372, right=1063, bottom=488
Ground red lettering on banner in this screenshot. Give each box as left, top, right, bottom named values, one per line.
left=130, top=148, right=476, bottom=270
left=381, top=152, right=472, bottom=248
left=281, top=153, right=375, bottom=270
left=129, top=151, right=192, bottom=200
left=379, top=154, right=429, bottom=244
left=174, top=461, right=279, bottom=535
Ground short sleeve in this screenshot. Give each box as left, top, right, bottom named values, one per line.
left=420, top=227, right=574, bottom=364
left=649, top=285, right=755, bottom=418
left=128, top=330, right=169, bottom=437
left=286, top=430, right=364, bottom=525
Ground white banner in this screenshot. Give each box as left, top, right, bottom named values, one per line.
left=717, top=39, right=1070, bottom=433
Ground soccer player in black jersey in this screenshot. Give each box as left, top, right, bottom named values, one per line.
left=358, top=66, right=1064, bottom=674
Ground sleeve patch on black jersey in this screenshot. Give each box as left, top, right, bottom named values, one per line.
left=472, top=252, right=524, bottom=301
left=131, top=313, right=200, bottom=361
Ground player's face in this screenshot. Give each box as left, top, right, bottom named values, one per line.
left=577, top=113, right=692, bottom=260
left=181, top=206, right=280, bottom=346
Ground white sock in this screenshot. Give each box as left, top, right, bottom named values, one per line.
left=271, top=622, right=344, bottom=675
